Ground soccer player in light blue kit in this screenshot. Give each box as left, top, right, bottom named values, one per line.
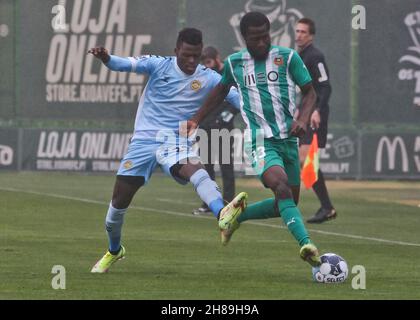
left=89, top=28, right=248, bottom=273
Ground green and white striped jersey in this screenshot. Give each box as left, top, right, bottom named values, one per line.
left=221, top=45, right=312, bottom=140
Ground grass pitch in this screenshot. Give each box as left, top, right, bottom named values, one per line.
left=1, top=172, right=419, bottom=299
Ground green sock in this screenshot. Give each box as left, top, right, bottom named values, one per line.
left=237, top=197, right=312, bottom=246
left=237, top=198, right=279, bottom=223
left=278, top=198, right=311, bottom=246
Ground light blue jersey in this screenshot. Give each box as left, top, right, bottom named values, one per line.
left=105, top=54, right=239, bottom=184
left=107, top=55, right=240, bottom=140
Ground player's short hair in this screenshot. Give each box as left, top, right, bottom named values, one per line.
left=176, top=28, right=203, bottom=48
left=240, top=11, right=270, bottom=37
left=297, top=18, right=316, bottom=35
left=201, top=46, right=219, bottom=61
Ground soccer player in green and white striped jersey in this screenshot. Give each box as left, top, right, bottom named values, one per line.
left=187, top=12, right=321, bottom=267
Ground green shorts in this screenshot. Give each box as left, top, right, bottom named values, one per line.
left=247, top=136, right=301, bottom=186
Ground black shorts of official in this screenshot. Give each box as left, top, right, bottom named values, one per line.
left=299, top=120, right=329, bottom=148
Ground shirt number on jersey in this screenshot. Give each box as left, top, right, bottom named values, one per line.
left=251, top=146, right=266, bottom=162
left=317, top=63, right=328, bottom=82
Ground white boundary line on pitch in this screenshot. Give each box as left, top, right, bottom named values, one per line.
left=157, top=198, right=200, bottom=206
left=2, top=186, right=420, bottom=248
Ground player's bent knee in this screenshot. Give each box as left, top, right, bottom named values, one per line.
left=265, top=175, right=285, bottom=190
left=112, top=175, right=145, bottom=209
left=273, top=181, right=293, bottom=200
left=111, top=197, right=130, bottom=210
left=116, top=175, right=145, bottom=188
left=171, top=162, right=204, bottom=181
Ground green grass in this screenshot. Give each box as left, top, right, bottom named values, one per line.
left=1, top=172, right=419, bottom=299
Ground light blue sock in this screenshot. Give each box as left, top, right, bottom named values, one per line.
left=105, top=202, right=127, bottom=253
left=190, top=169, right=224, bottom=218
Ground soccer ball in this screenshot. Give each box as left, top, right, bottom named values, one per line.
left=312, top=253, right=348, bottom=283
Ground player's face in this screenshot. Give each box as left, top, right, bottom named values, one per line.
left=244, top=24, right=271, bottom=61
left=175, top=42, right=203, bottom=75
left=295, top=23, right=313, bottom=50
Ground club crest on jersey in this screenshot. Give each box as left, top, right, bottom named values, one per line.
left=123, top=160, right=133, bottom=169
left=274, top=56, right=284, bottom=66
left=191, top=80, right=202, bottom=91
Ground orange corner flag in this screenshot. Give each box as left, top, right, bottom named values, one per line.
left=301, top=133, right=319, bottom=189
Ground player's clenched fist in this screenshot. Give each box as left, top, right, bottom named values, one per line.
left=290, top=119, right=307, bottom=139
left=87, top=47, right=110, bottom=64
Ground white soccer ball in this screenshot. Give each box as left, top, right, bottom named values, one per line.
left=312, top=253, right=348, bottom=283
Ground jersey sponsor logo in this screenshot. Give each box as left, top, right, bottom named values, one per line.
left=398, top=11, right=420, bottom=106
left=274, top=57, right=284, bottom=66
left=267, top=71, right=279, bottom=82
left=230, top=0, right=303, bottom=50
left=244, top=74, right=256, bottom=86
left=256, top=72, right=266, bottom=84
left=244, top=71, right=280, bottom=86
left=190, top=80, right=202, bottom=91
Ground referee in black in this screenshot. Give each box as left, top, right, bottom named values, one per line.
left=192, top=46, right=238, bottom=215
left=295, top=18, right=337, bottom=223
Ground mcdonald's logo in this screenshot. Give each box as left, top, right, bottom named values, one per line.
left=375, top=136, right=409, bottom=172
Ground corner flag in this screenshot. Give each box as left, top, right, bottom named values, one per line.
left=301, top=133, right=319, bottom=189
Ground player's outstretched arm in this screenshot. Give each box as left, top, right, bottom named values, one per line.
left=291, top=82, right=317, bottom=138
left=87, top=47, right=133, bottom=72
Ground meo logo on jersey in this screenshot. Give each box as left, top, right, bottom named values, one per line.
left=190, top=80, right=202, bottom=91
left=244, top=71, right=280, bottom=86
